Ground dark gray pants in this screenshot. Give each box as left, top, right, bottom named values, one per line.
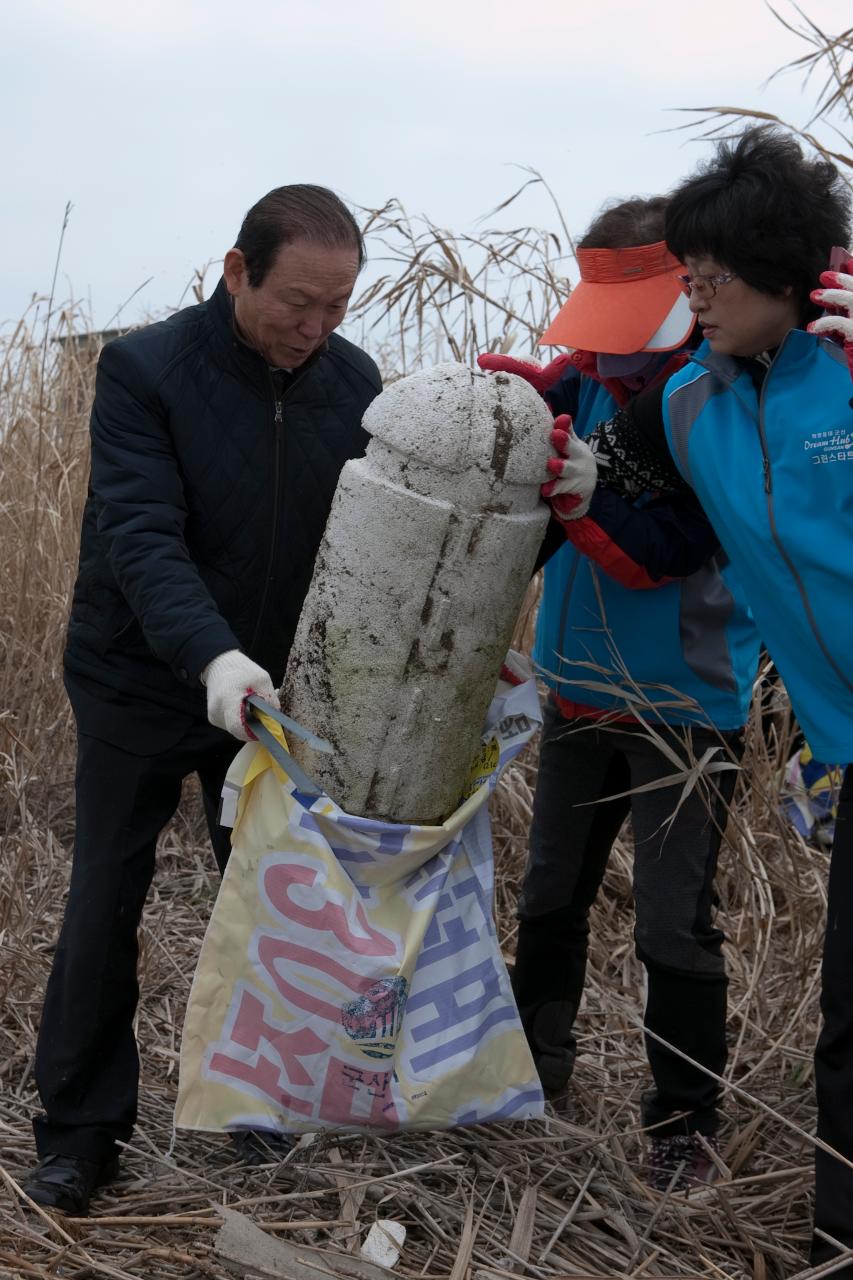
left=514, top=698, right=742, bottom=1136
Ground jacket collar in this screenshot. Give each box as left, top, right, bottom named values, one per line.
left=691, top=329, right=825, bottom=385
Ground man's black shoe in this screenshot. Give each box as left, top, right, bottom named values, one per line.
left=22, top=1153, right=120, bottom=1216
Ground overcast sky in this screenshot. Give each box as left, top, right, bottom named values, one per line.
left=2, top=0, right=849, bottom=330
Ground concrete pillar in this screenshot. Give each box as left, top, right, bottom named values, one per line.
left=282, top=363, right=553, bottom=823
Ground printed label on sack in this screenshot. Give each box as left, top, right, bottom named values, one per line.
left=342, top=976, right=409, bottom=1060
left=461, top=736, right=501, bottom=799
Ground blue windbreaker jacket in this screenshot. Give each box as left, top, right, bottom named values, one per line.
left=534, top=371, right=760, bottom=728
left=662, top=332, right=853, bottom=760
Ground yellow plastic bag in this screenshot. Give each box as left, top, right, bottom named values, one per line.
left=175, top=669, right=544, bottom=1134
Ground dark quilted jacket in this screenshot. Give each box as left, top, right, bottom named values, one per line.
left=64, top=277, right=381, bottom=717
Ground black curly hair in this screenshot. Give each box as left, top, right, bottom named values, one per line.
left=665, top=127, right=851, bottom=323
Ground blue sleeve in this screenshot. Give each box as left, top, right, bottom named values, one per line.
left=544, top=367, right=581, bottom=419
left=560, top=486, right=721, bottom=587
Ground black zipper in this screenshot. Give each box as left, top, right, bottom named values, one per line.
left=248, top=371, right=287, bottom=652
left=754, top=344, right=779, bottom=498
left=271, top=366, right=287, bottom=424
left=247, top=354, right=328, bottom=655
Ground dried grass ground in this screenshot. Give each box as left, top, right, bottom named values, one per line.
left=0, top=716, right=834, bottom=1280
left=0, top=222, right=842, bottom=1275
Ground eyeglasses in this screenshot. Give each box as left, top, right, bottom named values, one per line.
left=677, top=270, right=739, bottom=299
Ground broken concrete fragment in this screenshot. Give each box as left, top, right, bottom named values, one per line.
left=360, top=1219, right=406, bottom=1268
left=282, top=363, right=552, bottom=823
left=215, top=1207, right=398, bottom=1280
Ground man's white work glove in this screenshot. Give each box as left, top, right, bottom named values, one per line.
left=809, top=262, right=853, bottom=382
left=541, top=413, right=598, bottom=522
left=201, top=649, right=280, bottom=742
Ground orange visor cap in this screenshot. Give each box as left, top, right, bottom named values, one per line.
left=540, top=241, right=689, bottom=355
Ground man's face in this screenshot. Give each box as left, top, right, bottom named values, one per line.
left=224, top=238, right=360, bottom=368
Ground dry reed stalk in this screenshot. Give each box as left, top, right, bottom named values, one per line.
left=343, top=178, right=573, bottom=382
left=673, top=3, right=851, bottom=179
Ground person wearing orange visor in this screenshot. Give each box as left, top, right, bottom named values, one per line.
left=480, top=198, right=760, bottom=1191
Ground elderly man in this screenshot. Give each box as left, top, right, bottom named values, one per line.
left=24, top=185, right=381, bottom=1215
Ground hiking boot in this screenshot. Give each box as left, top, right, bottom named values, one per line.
left=645, top=1133, right=721, bottom=1193
left=229, top=1129, right=295, bottom=1166
left=22, top=1153, right=120, bottom=1216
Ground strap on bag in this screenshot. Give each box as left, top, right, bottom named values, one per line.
left=243, top=695, right=327, bottom=798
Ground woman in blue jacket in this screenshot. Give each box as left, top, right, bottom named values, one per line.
left=536, top=127, right=853, bottom=1275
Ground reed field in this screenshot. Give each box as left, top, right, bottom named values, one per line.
left=0, top=13, right=850, bottom=1278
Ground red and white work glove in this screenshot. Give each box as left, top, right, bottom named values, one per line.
left=477, top=352, right=573, bottom=396
left=202, top=649, right=280, bottom=741
left=477, top=356, right=598, bottom=518
left=541, top=414, right=597, bottom=522
left=809, top=262, right=853, bottom=380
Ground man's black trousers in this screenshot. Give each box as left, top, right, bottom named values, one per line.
left=32, top=712, right=236, bottom=1164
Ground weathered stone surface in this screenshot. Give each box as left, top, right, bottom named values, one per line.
left=282, top=363, right=552, bottom=823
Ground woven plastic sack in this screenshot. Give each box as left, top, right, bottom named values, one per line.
left=175, top=665, right=544, bottom=1135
